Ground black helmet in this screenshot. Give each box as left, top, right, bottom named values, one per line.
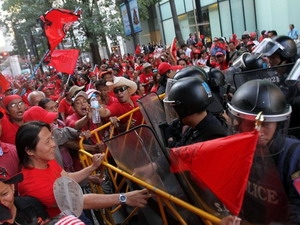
left=273, top=35, right=297, bottom=59
left=253, top=36, right=297, bottom=60
left=173, top=66, right=208, bottom=82
left=207, top=68, right=225, bottom=87
left=227, top=79, right=291, bottom=122
left=243, top=54, right=265, bottom=70
left=168, top=77, right=213, bottom=118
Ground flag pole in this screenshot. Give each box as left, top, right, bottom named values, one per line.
left=29, top=7, right=81, bottom=81
left=28, top=49, right=50, bottom=81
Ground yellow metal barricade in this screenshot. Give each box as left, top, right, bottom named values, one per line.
left=78, top=100, right=222, bottom=225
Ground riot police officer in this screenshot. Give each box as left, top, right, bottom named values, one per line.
left=227, top=79, right=300, bottom=224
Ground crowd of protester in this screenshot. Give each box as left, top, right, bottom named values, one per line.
left=0, top=25, right=300, bottom=224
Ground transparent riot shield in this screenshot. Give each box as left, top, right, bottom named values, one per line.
left=232, top=63, right=294, bottom=90
left=240, top=152, right=290, bottom=224
left=285, top=58, right=300, bottom=86
left=104, top=125, right=230, bottom=224
left=137, top=92, right=167, bottom=147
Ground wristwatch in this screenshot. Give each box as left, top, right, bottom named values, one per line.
left=119, top=193, right=127, bottom=205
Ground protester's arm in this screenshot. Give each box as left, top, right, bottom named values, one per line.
left=83, top=188, right=151, bottom=209
left=62, top=153, right=104, bottom=183
left=74, top=115, right=90, bottom=130
left=99, top=107, right=111, bottom=118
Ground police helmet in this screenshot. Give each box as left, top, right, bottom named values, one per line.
left=273, top=35, right=297, bottom=59
left=243, top=54, right=265, bottom=70
left=168, top=77, right=213, bottom=118
left=227, top=79, right=291, bottom=122
left=173, top=66, right=208, bottom=82
left=207, top=68, right=225, bottom=87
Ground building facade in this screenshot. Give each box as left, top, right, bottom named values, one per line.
left=134, top=0, right=300, bottom=48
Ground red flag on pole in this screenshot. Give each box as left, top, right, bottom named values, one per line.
left=135, top=44, right=141, bottom=55
left=48, top=49, right=79, bottom=74
left=170, top=130, right=259, bottom=216
left=0, top=73, right=11, bottom=93
left=39, top=8, right=80, bottom=53
left=171, top=37, right=178, bottom=62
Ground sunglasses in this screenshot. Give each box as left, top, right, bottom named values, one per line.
left=216, top=55, right=224, bottom=58
left=113, top=86, right=129, bottom=94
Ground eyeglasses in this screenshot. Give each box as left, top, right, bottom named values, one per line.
left=9, top=101, right=24, bottom=108
left=216, top=55, right=224, bottom=58
left=113, top=86, right=128, bottom=94
left=0, top=167, right=8, bottom=178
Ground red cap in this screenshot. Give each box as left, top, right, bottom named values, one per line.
left=0, top=167, right=23, bottom=222
left=43, top=83, right=55, bottom=92
left=23, top=106, right=58, bottom=124
left=215, top=51, right=225, bottom=56
left=158, top=62, right=183, bottom=75
left=2, top=95, right=22, bottom=108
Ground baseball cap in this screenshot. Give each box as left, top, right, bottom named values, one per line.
left=23, top=106, right=58, bottom=124
left=158, top=62, right=183, bottom=75
left=86, top=89, right=101, bottom=99
left=0, top=167, right=23, bottom=222
left=69, top=85, right=85, bottom=98
left=72, top=91, right=88, bottom=102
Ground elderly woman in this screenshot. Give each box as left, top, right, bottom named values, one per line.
left=16, top=121, right=151, bottom=219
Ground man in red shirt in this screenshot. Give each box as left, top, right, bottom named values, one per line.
left=99, top=77, right=143, bottom=129
left=0, top=95, right=25, bottom=144
left=139, top=62, right=153, bottom=94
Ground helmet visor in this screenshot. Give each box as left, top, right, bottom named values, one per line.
left=285, top=58, right=300, bottom=86
left=252, top=38, right=284, bottom=57
left=163, top=78, right=179, bottom=124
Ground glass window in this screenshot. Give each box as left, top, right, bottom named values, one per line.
left=185, top=0, right=194, bottom=11
left=201, top=0, right=217, bottom=7
left=163, top=18, right=176, bottom=45
left=219, top=1, right=232, bottom=38
left=160, top=2, right=172, bottom=20
left=244, top=0, right=256, bottom=33
left=175, top=0, right=185, bottom=15
left=231, top=0, right=245, bottom=37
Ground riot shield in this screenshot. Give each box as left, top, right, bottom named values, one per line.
left=285, top=58, right=300, bottom=86
left=104, top=125, right=230, bottom=224
left=232, top=63, right=294, bottom=90
left=137, top=92, right=167, bottom=147
left=240, top=151, right=290, bottom=224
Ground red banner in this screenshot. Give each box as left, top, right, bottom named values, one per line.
left=0, top=73, right=11, bottom=93
left=48, top=49, right=79, bottom=74
left=40, top=8, right=80, bottom=52
left=170, top=130, right=259, bottom=215
left=171, top=37, right=178, bottom=62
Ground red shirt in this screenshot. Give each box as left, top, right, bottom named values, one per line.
left=0, top=114, right=21, bottom=144
left=65, top=113, right=97, bottom=131
left=58, top=98, right=74, bottom=119
left=139, top=72, right=153, bottom=85
left=106, top=95, right=143, bottom=125
left=66, top=113, right=101, bottom=144
left=19, top=160, right=62, bottom=217
left=0, top=141, right=19, bottom=176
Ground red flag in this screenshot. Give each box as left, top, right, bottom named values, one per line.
left=92, top=64, right=100, bottom=80
left=48, top=49, right=79, bottom=74
left=40, top=8, right=80, bottom=52
left=135, top=44, right=141, bottom=55
left=170, top=130, right=259, bottom=215
left=0, top=73, right=11, bottom=93
left=171, top=37, right=178, bottom=62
